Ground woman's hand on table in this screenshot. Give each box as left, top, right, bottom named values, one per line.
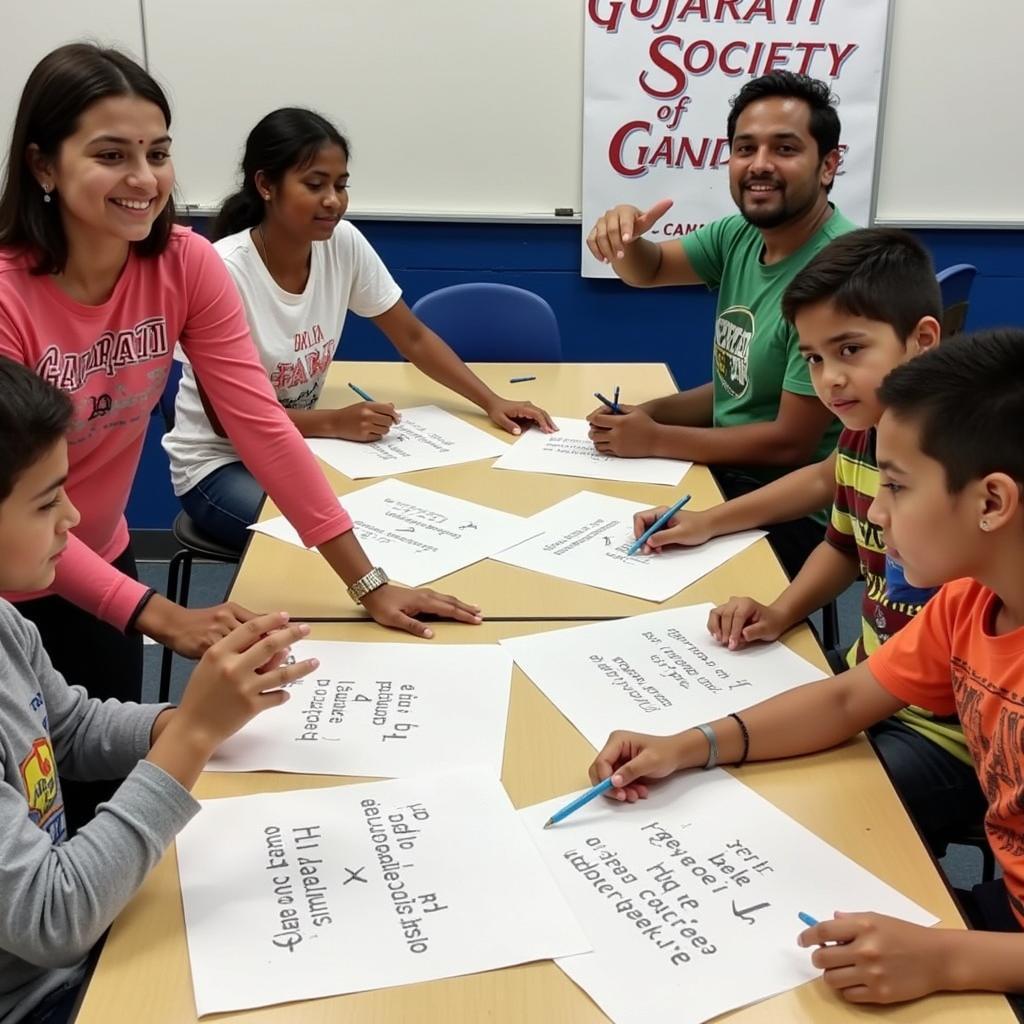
left=360, top=583, right=483, bottom=638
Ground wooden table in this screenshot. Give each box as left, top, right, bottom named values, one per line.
left=76, top=621, right=1014, bottom=1023
left=229, top=361, right=781, bottom=620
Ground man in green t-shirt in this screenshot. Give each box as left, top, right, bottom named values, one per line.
left=586, top=72, right=856, bottom=577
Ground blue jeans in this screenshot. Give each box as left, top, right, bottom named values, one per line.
left=868, top=717, right=987, bottom=858
left=179, top=461, right=265, bottom=553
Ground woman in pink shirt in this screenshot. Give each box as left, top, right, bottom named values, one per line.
left=0, top=45, right=482, bottom=715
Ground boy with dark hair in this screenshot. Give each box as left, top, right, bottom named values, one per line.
left=0, top=355, right=317, bottom=1023
left=585, top=71, right=854, bottom=579
left=590, top=328, right=1024, bottom=1007
left=631, top=228, right=983, bottom=856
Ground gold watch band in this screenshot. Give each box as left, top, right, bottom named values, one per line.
left=346, top=566, right=389, bottom=604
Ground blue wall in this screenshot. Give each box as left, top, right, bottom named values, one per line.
left=126, top=220, right=1024, bottom=530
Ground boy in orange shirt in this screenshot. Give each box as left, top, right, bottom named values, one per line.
left=590, top=328, right=1024, bottom=1007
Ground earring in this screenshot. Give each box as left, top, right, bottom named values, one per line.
left=42, top=185, right=52, bottom=204
left=980, top=519, right=991, bottom=531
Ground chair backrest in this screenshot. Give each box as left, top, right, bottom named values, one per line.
left=935, top=263, right=977, bottom=337
left=410, top=283, right=562, bottom=362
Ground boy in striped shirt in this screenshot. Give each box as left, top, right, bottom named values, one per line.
left=630, top=228, right=982, bottom=855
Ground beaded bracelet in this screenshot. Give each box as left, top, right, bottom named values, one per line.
left=729, top=712, right=750, bottom=766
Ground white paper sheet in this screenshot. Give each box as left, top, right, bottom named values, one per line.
left=501, top=604, right=823, bottom=750
left=492, top=492, right=764, bottom=602
left=177, top=770, right=591, bottom=1017
left=493, top=416, right=691, bottom=486
left=207, top=641, right=513, bottom=777
left=521, top=770, right=937, bottom=1024
left=306, top=405, right=509, bottom=478
left=248, top=479, right=540, bottom=587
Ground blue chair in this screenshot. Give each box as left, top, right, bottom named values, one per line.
left=936, top=263, right=977, bottom=336
left=157, top=360, right=241, bottom=702
left=411, top=283, right=562, bottom=362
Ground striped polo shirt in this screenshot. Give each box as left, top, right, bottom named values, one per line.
left=825, top=427, right=970, bottom=764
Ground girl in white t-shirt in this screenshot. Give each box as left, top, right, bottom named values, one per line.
left=163, top=108, right=554, bottom=550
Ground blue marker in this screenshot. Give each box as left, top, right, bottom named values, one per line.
left=627, top=493, right=692, bottom=556
left=348, top=382, right=375, bottom=402
left=543, top=778, right=614, bottom=829
left=593, top=391, right=623, bottom=415
left=798, top=911, right=819, bottom=928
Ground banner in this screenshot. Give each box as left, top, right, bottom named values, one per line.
left=582, top=0, right=891, bottom=276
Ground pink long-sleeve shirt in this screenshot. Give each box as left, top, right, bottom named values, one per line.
left=0, top=227, right=352, bottom=629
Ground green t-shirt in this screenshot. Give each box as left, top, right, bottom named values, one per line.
left=682, top=205, right=856, bottom=484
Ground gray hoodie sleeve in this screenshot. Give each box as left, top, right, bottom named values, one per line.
left=0, top=605, right=200, bottom=969
left=21, top=611, right=169, bottom=781
left=0, top=759, right=199, bottom=968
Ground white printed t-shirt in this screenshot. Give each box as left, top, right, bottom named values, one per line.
left=162, top=221, right=402, bottom=495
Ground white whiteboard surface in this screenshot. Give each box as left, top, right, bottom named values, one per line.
left=873, top=0, right=1023, bottom=226
left=0, top=4, right=145, bottom=171
left=144, top=0, right=584, bottom=219
left=4, top=3, right=1021, bottom=226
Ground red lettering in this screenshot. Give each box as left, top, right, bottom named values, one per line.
left=640, top=36, right=687, bottom=99
left=793, top=40, right=826, bottom=75
left=676, top=0, right=709, bottom=19
left=763, top=40, right=792, bottom=72
left=608, top=121, right=652, bottom=178
left=828, top=42, right=857, bottom=77
left=675, top=136, right=712, bottom=167
left=588, top=0, right=624, bottom=32
left=714, top=0, right=742, bottom=18
left=743, top=0, right=774, bottom=20
left=719, top=40, right=747, bottom=75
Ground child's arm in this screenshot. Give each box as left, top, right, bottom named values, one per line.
left=589, top=660, right=905, bottom=799
left=372, top=300, right=557, bottom=436
left=799, top=911, right=1024, bottom=1003
left=285, top=402, right=402, bottom=443
left=632, top=452, right=836, bottom=552
left=708, top=538, right=861, bottom=650
left=0, top=614, right=315, bottom=969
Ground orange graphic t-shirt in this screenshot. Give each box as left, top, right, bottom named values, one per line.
left=869, top=577, right=1024, bottom=924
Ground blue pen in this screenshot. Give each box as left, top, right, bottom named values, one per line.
left=627, top=493, right=692, bottom=556
left=798, top=911, right=819, bottom=928
left=593, top=391, right=624, bottom=415
left=613, top=385, right=620, bottom=409
left=509, top=375, right=537, bottom=383
left=543, top=778, right=614, bottom=829
left=348, top=382, right=375, bottom=402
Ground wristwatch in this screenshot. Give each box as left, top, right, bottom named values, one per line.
left=346, top=566, right=390, bottom=604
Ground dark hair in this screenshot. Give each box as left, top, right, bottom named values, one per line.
left=878, top=328, right=1024, bottom=493
left=0, top=356, right=73, bottom=502
left=0, top=43, right=176, bottom=275
left=213, top=108, right=350, bottom=240
left=782, top=228, right=942, bottom=341
left=727, top=72, right=840, bottom=190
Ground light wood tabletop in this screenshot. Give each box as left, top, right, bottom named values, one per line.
left=229, top=362, right=782, bottom=620
left=76, top=620, right=1014, bottom=1024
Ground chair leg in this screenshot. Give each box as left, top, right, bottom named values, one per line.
left=821, top=599, right=841, bottom=654
left=159, top=549, right=194, bottom=704
left=981, top=842, right=996, bottom=884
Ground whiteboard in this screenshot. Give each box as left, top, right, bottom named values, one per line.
left=0, top=3, right=145, bottom=174
left=4, top=2, right=1020, bottom=226
left=144, top=0, right=584, bottom=219
left=873, top=0, right=1023, bottom=226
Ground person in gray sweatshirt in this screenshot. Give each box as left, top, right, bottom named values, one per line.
left=0, top=357, right=320, bottom=1024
